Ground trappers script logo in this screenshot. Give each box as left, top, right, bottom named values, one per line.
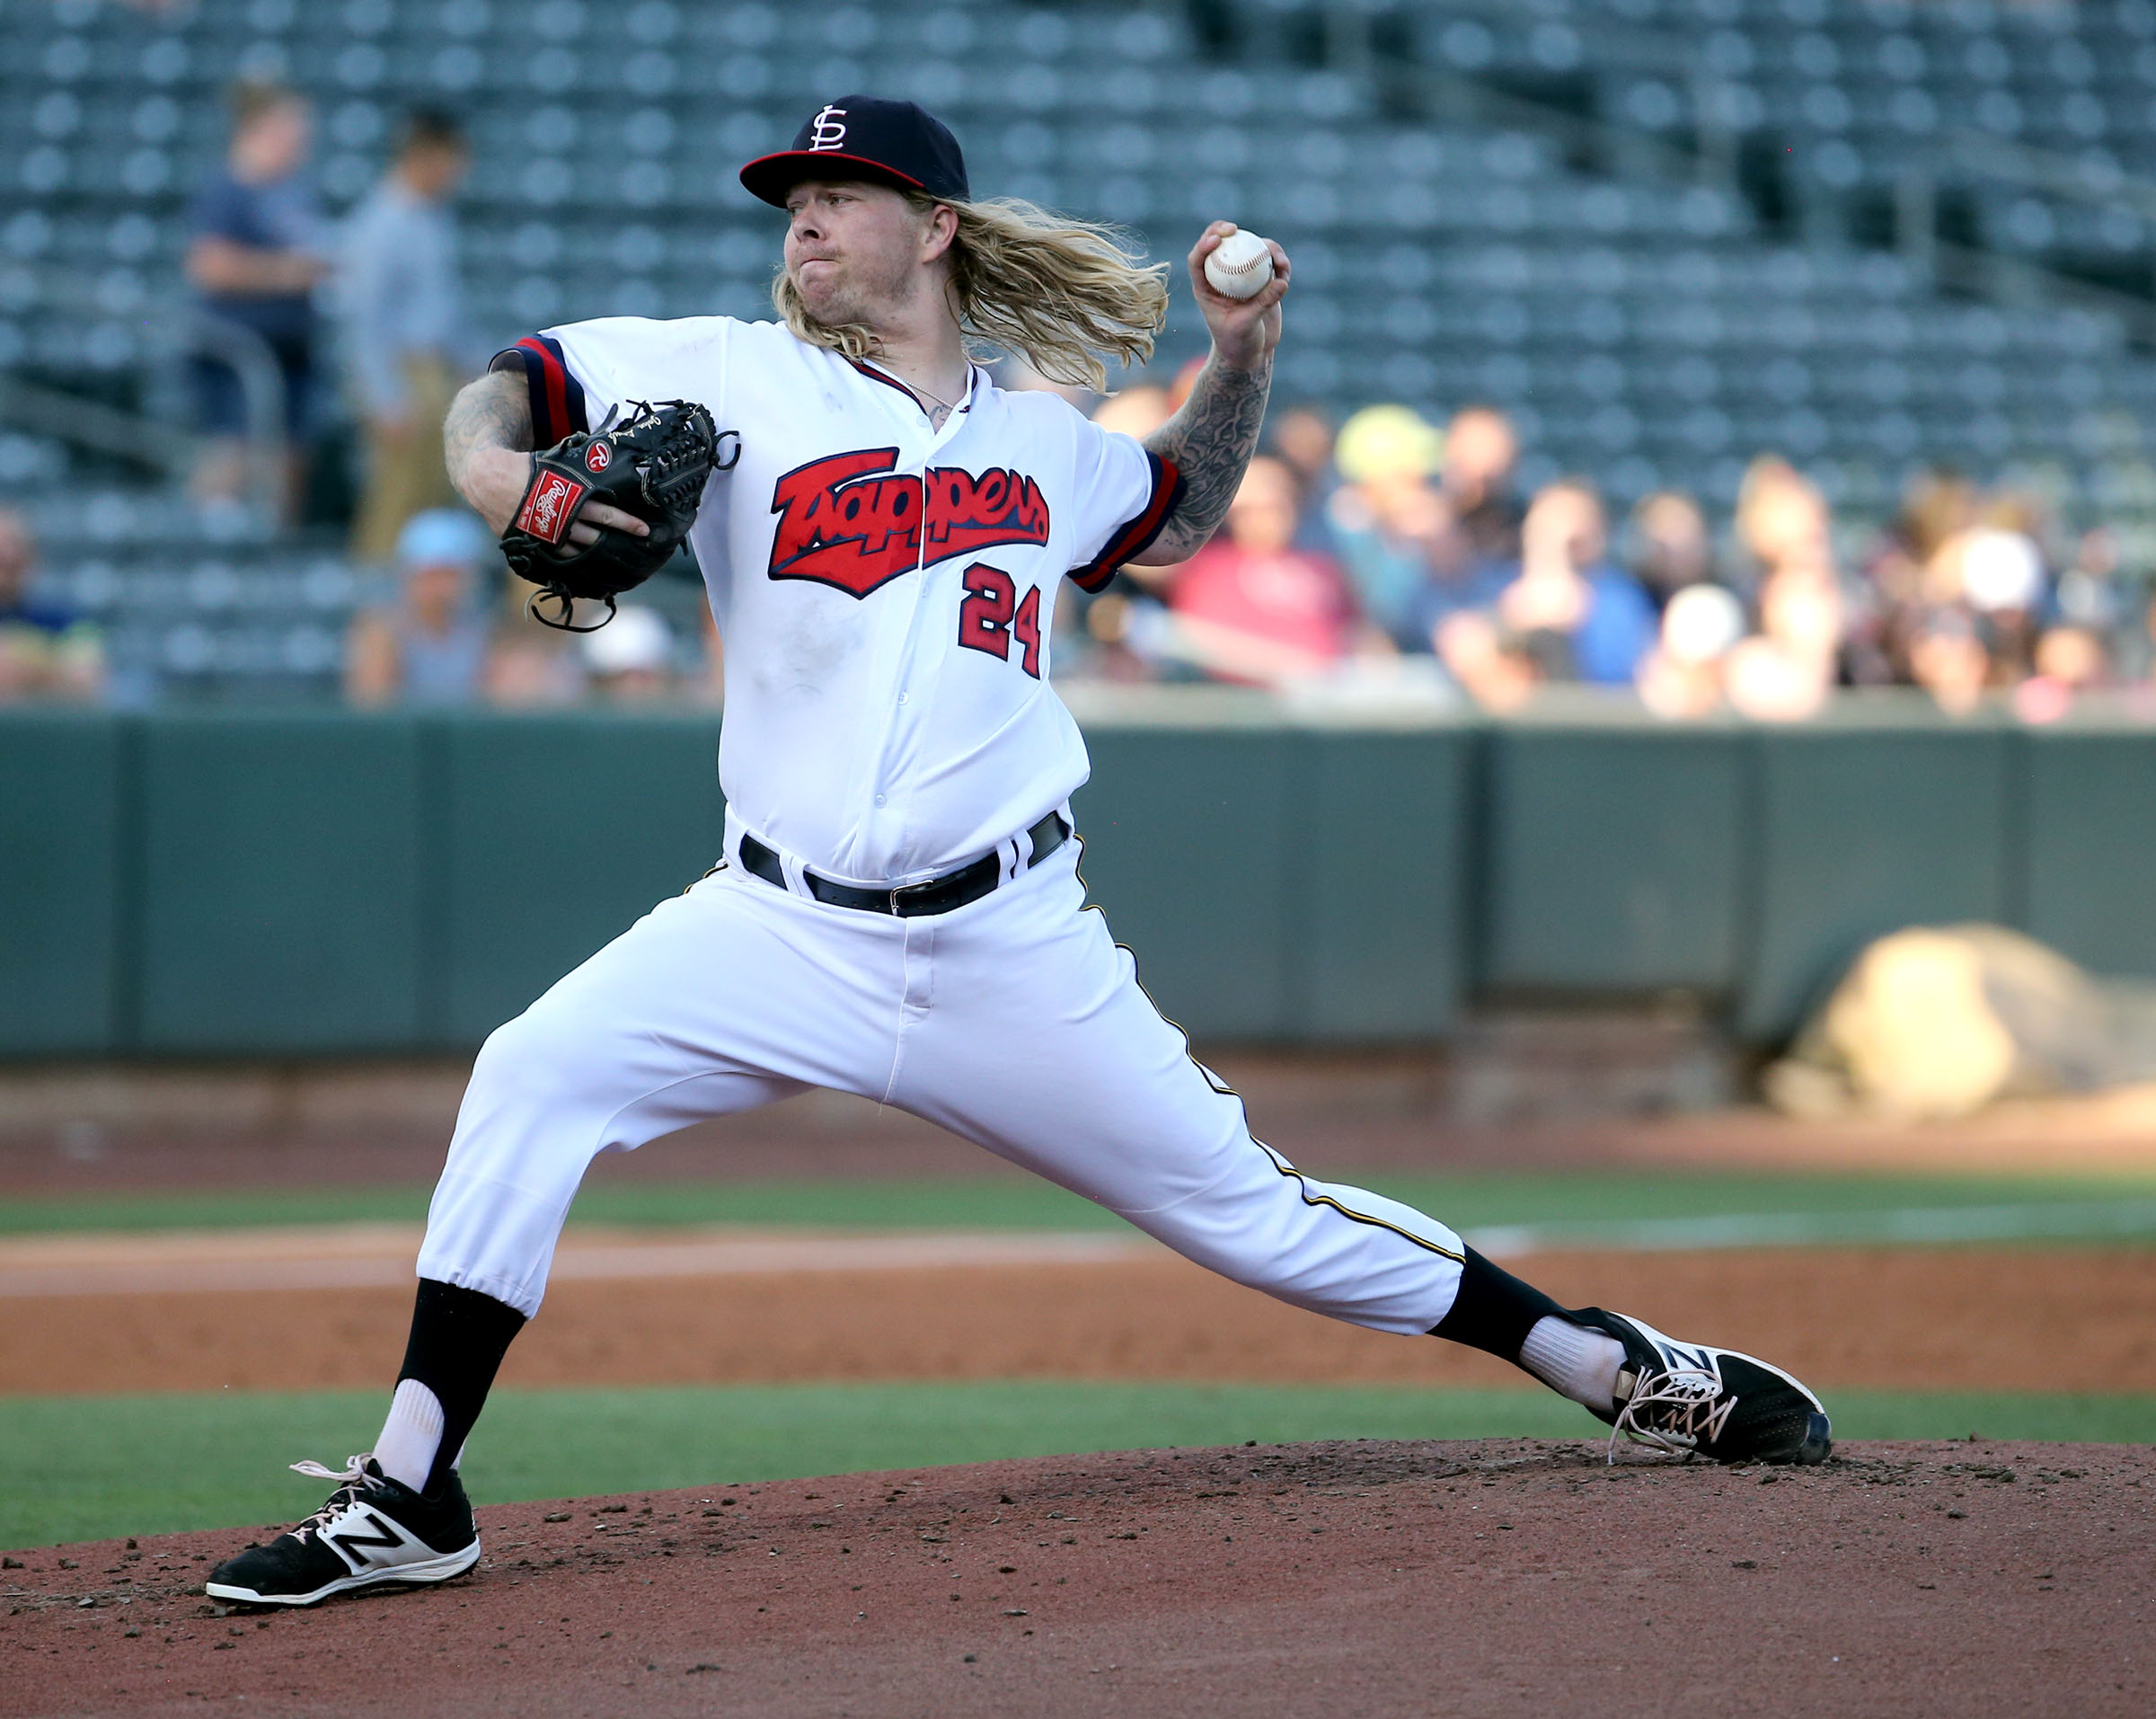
left=768, top=447, right=1052, bottom=598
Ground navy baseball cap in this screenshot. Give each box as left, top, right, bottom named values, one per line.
left=739, top=95, right=969, bottom=208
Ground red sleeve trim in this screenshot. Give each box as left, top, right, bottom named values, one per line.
left=1068, top=453, right=1184, bottom=593
left=490, top=334, right=589, bottom=447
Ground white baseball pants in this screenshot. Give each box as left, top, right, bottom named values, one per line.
left=416, top=821, right=1468, bottom=1334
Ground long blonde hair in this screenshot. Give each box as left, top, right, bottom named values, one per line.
left=772, top=194, right=1169, bottom=391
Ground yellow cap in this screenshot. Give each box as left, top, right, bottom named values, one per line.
left=1333, top=404, right=1444, bottom=483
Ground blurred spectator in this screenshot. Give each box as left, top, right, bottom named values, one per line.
left=1734, top=456, right=1834, bottom=588
left=1445, top=479, right=1655, bottom=694
left=1058, top=385, right=1178, bottom=680
left=581, top=605, right=678, bottom=702
left=1165, top=356, right=1206, bottom=413
left=1443, top=405, right=1523, bottom=564
left=1847, top=465, right=1980, bottom=688
left=344, top=509, right=490, bottom=707
left=1434, top=610, right=1536, bottom=713
left=1948, top=519, right=2046, bottom=684
left=1268, top=404, right=1340, bottom=558
left=184, top=79, right=329, bottom=518
left=1636, top=582, right=1745, bottom=719
left=2015, top=625, right=2108, bottom=724
left=1626, top=491, right=1716, bottom=611
left=696, top=609, right=729, bottom=708
left=1728, top=455, right=1859, bottom=707
left=1130, top=456, right=1373, bottom=686
left=1327, top=404, right=1455, bottom=647
left=2055, top=527, right=2126, bottom=653
left=996, top=356, right=1094, bottom=409
left=340, top=109, right=473, bottom=563
left=1906, top=607, right=1991, bottom=717
left=1725, top=568, right=1840, bottom=722
left=0, top=509, right=103, bottom=703
left=484, top=571, right=589, bottom=706
left=1089, top=384, right=1171, bottom=441
left=1871, top=466, right=1979, bottom=609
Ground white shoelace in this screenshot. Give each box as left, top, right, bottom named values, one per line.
left=1609, top=1368, right=1737, bottom=1463
left=290, top=1455, right=371, bottom=1484
left=283, top=1454, right=377, bottom=1541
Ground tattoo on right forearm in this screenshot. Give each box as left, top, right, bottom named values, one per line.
left=1141, top=353, right=1273, bottom=561
left=442, top=368, right=534, bottom=487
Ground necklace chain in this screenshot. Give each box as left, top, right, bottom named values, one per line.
left=872, top=362, right=966, bottom=416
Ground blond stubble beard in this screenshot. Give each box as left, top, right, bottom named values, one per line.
left=790, top=246, right=939, bottom=341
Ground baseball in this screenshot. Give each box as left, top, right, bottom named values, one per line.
left=1203, top=227, right=1275, bottom=299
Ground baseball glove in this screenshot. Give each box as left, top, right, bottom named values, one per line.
left=500, top=399, right=722, bottom=631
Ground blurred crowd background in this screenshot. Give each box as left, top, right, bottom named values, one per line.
left=1068, top=377, right=2150, bottom=720
left=6, top=0, right=2156, bottom=720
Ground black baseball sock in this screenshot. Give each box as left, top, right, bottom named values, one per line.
left=1431, top=1247, right=1624, bottom=1412
left=1429, top=1246, right=1566, bottom=1358
left=380, top=1278, right=528, bottom=1497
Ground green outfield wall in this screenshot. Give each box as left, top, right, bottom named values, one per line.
left=3, top=704, right=2150, bottom=1056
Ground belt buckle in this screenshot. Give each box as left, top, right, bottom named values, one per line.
left=889, top=881, right=926, bottom=916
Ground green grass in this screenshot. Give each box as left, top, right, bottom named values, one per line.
left=3, top=1383, right=2150, bottom=1550
left=4, top=1169, right=2154, bottom=1239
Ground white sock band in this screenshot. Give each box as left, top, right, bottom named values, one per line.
left=1519, top=1315, right=1625, bottom=1413
left=373, top=1378, right=446, bottom=1493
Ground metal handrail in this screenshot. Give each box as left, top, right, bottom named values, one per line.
left=1889, top=139, right=2156, bottom=344
left=181, top=308, right=287, bottom=520
left=0, top=304, right=290, bottom=521
left=1931, top=128, right=2156, bottom=226
left=0, top=372, right=193, bottom=476
left=1370, top=57, right=1733, bottom=193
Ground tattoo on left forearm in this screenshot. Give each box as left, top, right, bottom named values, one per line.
left=1141, top=353, right=1272, bottom=560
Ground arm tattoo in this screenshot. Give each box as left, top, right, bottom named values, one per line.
left=442, top=367, right=535, bottom=489
left=1139, top=352, right=1272, bottom=561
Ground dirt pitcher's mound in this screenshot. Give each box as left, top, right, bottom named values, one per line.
left=4, top=1439, right=2150, bottom=1719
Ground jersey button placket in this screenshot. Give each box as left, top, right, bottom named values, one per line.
left=867, top=462, right=927, bottom=856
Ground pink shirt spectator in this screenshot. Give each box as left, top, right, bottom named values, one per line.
left=1167, top=538, right=1359, bottom=675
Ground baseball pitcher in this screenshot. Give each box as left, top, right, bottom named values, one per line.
left=208, top=97, right=1828, bottom=1608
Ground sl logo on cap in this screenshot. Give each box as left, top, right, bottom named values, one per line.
left=808, top=104, right=847, bottom=151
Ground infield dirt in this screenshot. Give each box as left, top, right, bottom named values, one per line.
left=3, top=1438, right=2149, bottom=1718
left=4, top=1242, right=2153, bottom=1396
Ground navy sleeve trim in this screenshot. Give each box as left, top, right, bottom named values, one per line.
left=490, top=333, right=589, bottom=447
left=1068, top=452, right=1184, bottom=593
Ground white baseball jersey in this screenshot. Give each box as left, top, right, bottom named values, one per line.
left=426, top=309, right=1468, bottom=1375
left=499, top=319, right=1183, bottom=883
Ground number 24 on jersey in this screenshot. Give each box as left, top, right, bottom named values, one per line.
left=957, top=563, right=1042, bottom=679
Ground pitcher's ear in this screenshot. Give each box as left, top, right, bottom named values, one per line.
left=921, top=200, right=960, bottom=261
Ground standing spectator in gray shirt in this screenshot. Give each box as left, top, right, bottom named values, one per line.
left=339, top=110, right=473, bottom=562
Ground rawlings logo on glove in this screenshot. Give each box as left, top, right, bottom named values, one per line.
left=499, top=400, right=733, bottom=631
left=516, top=470, right=588, bottom=545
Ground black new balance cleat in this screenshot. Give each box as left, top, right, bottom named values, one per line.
left=1568, top=1309, right=1833, bottom=1466
left=206, top=1455, right=481, bottom=1608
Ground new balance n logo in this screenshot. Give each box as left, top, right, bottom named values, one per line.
left=324, top=1511, right=409, bottom=1570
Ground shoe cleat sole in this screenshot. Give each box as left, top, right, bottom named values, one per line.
left=205, top=1539, right=481, bottom=1608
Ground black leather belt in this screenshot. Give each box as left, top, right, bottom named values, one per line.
left=738, top=811, right=1068, bottom=917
